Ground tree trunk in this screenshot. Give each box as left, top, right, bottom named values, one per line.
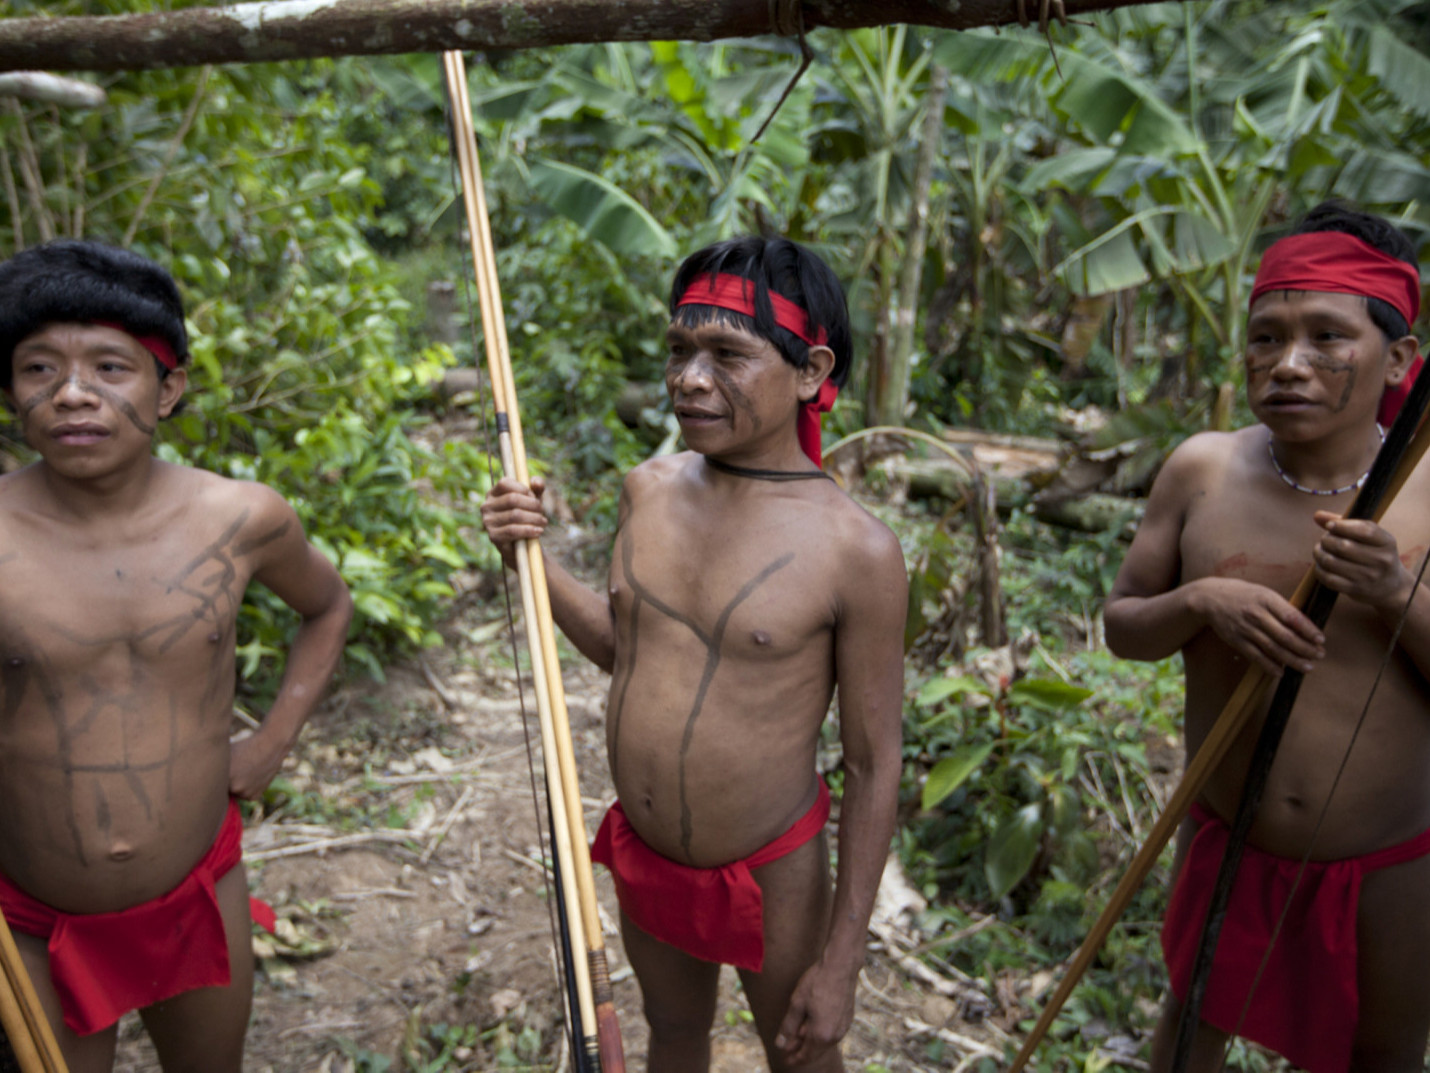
left=0, top=0, right=1185, bottom=74
left=870, top=62, right=947, bottom=429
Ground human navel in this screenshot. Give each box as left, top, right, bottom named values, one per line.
left=107, top=843, right=135, bottom=862
left=751, top=630, right=772, bottom=647
left=208, top=631, right=221, bottom=644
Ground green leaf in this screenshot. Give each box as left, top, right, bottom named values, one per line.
left=526, top=158, right=677, bottom=258
left=1007, top=678, right=1094, bottom=712
left=915, top=674, right=989, bottom=708
left=1058, top=225, right=1149, bottom=296
left=922, top=743, right=996, bottom=811
left=985, top=803, right=1044, bottom=900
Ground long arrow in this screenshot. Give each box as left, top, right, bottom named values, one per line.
left=0, top=909, right=69, bottom=1073
left=1170, top=367, right=1430, bottom=1071
left=1008, top=373, right=1430, bottom=1072
left=440, top=51, right=625, bottom=1073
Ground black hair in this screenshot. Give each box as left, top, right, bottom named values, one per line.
left=0, top=240, right=190, bottom=390
left=668, top=236, right=853, bottom=387
left=1290, top=199, right=1419, bottom=340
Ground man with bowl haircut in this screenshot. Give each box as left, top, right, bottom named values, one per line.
left=1104, top=202, right=1430, bottom=1073
left=0, top=240, right=353, bottom=1073
left=482, top=236, right=906, bottom=1071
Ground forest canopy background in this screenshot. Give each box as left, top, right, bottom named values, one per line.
left=2, top=3, right=1430, bottom=1065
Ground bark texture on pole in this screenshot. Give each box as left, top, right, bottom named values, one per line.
left=0, top=0, right=1180, bottom=74
left=0, top=72, right=105, bottom=108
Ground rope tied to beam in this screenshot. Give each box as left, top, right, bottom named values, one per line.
left=769, top=0, right=802, bottom=37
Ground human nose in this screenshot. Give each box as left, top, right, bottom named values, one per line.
left=1268, top=342, right=1315, bottom=380
left=52, top=374, right=98, bottom=408
left=670, top=352, right=714, bottom=395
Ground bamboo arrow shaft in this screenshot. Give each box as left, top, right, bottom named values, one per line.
left=442, top=51, right=624, bottom=1072
left=0, top=908, right=68, bottom=1073
left=1008, top=398, right=1430, bottom=1073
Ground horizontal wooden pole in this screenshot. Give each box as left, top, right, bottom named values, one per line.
left=0, top=0, right=1178, bottom=74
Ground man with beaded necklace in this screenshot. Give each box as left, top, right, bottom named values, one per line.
left=481, top=236, right=906, bottom=1071
left=1105, top=200, right=1430, bottom=1072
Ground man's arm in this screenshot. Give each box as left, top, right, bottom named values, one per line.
left=1104, top=435, right=1324, bottom=677
left=230, top=485, right=353, bottom=799
left=775, top=520, right=907, bottom=1065
left=480, top=475, right=617, bottom=672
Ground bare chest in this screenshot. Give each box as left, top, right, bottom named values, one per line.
left=0, top=529, right=253, bottom=669
left=609, top=513, right=836, bottom=659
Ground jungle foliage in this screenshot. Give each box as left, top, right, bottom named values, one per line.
left=4, top=2, right=1430, bottom=1065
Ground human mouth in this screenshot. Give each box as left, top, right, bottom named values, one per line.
left=675, top=407, right=725, bottom=427
left=1261, top=393, right=1315, bottom=411
left=50, top=423, right=110, bottom=445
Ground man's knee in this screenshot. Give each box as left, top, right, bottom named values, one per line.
left=643, top=996, right=716, bottom=1045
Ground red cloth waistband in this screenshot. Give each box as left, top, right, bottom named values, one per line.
left=1250, top=232, right=1421, bottom=326
left=0, top=799, right=274, bottom=1035
left=591, top=779, right=831, bottom=972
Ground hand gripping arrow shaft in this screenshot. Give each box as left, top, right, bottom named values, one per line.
left=1008, top=368, right=1430, bottom=1073
left=441, top=51, right=625, bottom=1073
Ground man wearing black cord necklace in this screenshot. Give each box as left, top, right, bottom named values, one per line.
left=481, top=236, right=906, bottom=1072
left=1104, top=201, right=1430, bottom=1073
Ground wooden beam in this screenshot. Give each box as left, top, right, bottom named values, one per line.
left=0, top=0, right=1180, bottom=74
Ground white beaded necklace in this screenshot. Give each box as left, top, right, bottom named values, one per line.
left=1266, top=424, right=1384, bottom=496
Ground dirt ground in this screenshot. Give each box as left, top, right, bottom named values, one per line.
left=79, top=564, right=1002, bottom=1073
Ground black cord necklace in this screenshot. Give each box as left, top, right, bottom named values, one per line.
left=705, top=457, right=833, bottom=482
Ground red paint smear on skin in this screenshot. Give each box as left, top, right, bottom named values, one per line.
left=1211, top=553, right=1309, bottom=584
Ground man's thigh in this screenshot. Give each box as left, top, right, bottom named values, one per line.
left=619, top=908, right=720, bottom=1040
left=12, top=929, right=118, bottom=1073
left=1354, top=849, right=1430, bottom=1070
left=138, top=864, right=254, bottom=1073
left=739, top=832, right=840, bottom=1072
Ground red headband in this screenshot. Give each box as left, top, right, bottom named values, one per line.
left=675, top=272, right=838, bottom=466
left=91, top=320, right=180, bottom=371
left=1250, top=232, right=1421, bottom=327
left=676, top=273, right=829, bottom=346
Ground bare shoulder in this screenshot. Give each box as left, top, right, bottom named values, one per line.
left=618, top=452, right=700, bottom=511
left=1158, top=429, right=1242, bottom=483
left=623, top=452, right=694, bottom=491
left=166, top=466, right=306, bottom=564
left=172, top=465, right=296, bottom=526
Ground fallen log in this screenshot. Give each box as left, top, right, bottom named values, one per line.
left=0, top=0, right=1189, bottom=74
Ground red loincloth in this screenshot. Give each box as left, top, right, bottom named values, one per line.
left=1162, top=801, right=1430, bottom=1073
left=591, top=779, right=831, bottom=972
left=0, top=798, right=275, bottom=1035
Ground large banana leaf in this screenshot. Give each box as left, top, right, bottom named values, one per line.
left=526, top=158, right=677, bottom=258
left=934, top=32, right=1198, bottom=157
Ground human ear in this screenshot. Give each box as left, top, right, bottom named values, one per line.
left=157, top=367, right=188, bottom=418
left=1383, top=336, right=1421, bottom=386
left=797, top=345, right=836, bottom=402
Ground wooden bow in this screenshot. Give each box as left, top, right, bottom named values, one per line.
left=1008, top=367, right=1430, bottom=1072
left=440, top=50, right=625, bottom=1073
left=0, top=909, right=68, bottom=1073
